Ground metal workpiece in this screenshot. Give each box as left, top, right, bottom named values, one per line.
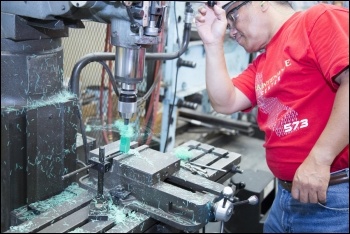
left=61, top=140, right=139, bottom=181
left=89, top=140, right=139, bottom=159
left=114, top=145, right=181, bottom=185
left=83, top=147, right=209, bottom=231
left=78, top=140, right=241, bottom=232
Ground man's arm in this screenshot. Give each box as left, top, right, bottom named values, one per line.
left=292, top=67, right=349, bottom=203
left=204, top=44, right=251, bottom=114
left=196, top=4, right=251, bottom=114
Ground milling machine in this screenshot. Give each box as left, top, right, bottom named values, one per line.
left=1, top=1, right=257, bottom=233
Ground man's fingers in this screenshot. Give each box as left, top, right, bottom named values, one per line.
left=317, top=190, right=327, bottom=204
left=195, top=16, right=205, bottom=24
left=195, top=6, right=206, bottom=24
left=292, top=184, right=328, bottom=204
left=291, top=186, right=300, bottom=201
left=308, top=191, right=319, bottom=203
left=213, top=4, right=226, bottom=19
left=299, top=189, right=309, bottom=203
left=198, top=6, right=207, bottom=15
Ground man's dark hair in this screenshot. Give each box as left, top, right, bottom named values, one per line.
left=276, top=1, right=294, bottom=8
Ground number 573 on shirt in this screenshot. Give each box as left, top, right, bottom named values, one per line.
left=283, top=119, right=309, bottom=133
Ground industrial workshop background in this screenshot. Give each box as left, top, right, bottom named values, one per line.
left=61, top=1, right=349, bottom=151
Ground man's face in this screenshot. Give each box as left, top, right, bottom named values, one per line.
left=226, top=1, right=250, bottom=30
left=226, top=1, right=268, bottom=53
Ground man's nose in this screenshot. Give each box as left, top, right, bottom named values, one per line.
left=229, top=26, right=238, bottom=37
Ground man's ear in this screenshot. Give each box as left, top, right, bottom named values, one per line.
left=260, top=1, right=269, bottom=11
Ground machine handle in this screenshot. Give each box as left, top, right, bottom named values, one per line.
left=177, top=58, right=196, bottom=68
left=207, top=1, right=217, bottom=7
left=230, top=195, right=259, bottom=206
left=177, top=99, right=198, bottom=110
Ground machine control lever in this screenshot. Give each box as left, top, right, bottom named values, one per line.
left=222, top=186, right=233, bottom=208
left=207, top=1, right=217, bottom=7
left=177, top=58, right=196, bottom=68
left=61, top=151, right=125, bottom=181
left=230, top=195, right=259, bottom=206
left=88, top=146, right=109, bottom=221
left=177, top=99, right=198, bottom=110
left=229, top=181, right=246, bottom=191
left=214, top=186, right=234, bottom=222
left=213, top=186, right=234, bottom=233
left=123, top=3, right=140, bottom=33
left=231, top=164, right=243, bottom=174
left=97, top=146, right=106, bottom=198
left=215, top=194, right=258, bottom=233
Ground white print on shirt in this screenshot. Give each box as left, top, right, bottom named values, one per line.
left=256, top=68, right=283, bottom=95
left=256, top=59, right=291, bottom=95
left=255, top=64, right=308, bottom=137
left=284, top=119, right=309, bottom=133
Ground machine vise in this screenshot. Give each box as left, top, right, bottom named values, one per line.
left=6, top=140, right=246, bottom=233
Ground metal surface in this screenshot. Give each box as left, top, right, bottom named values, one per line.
left=78, top=140, right=241, bottom=232
left=6, top=185, right=158, bottom=233
left=26, top=101, right=79, bottom=203
left=8, top=187, right=93, bottom=233
left=1, top=13, right=69, bottom=40
left=1, top=25, right=79, bottom=231
left=114, top=46, right=145, bottom=79
left=1, top=38, right=64, bottom=106
left=5, top=138, right=242, bottom=233
left=1, top=1, right=73, bottom=20
left=1, top=109, right=27, bottom=233
left=179, top=108, right=255, bottom=136
left=181, top=140, right=241, bottom=182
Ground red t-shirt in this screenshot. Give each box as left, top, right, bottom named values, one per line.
left=232, top=4, right=349, bottom=181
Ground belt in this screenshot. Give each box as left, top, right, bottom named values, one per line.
left=278, top=168, right=349, bottom=193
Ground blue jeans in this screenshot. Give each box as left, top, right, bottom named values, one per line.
left=264, top=181, right=349, bottom=233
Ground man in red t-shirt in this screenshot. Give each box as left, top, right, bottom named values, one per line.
left=195, top=1, right=348, bottom=233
